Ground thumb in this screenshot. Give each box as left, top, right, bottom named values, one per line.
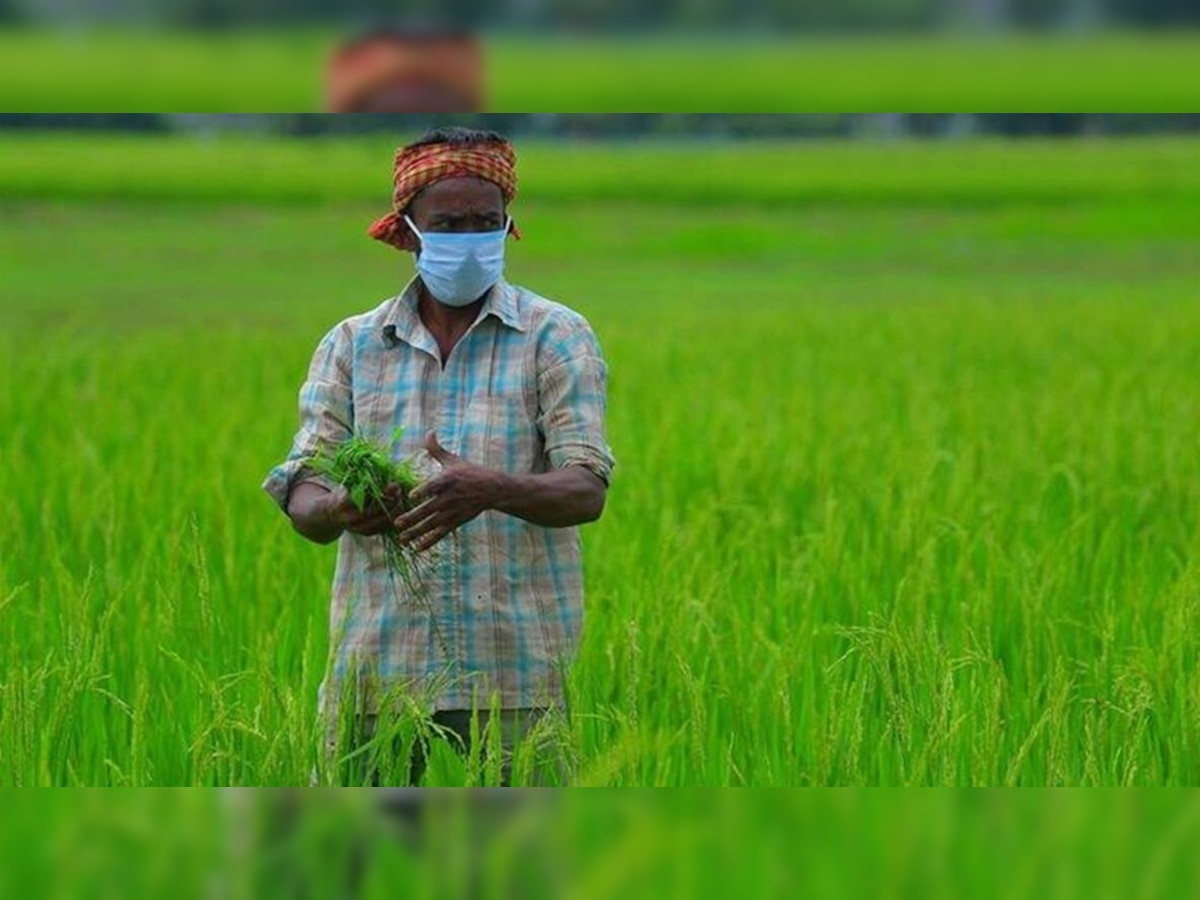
left=425, top=431, right=460, bottom=465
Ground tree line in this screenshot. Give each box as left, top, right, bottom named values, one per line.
left=3, top=114, right=1200, bottom=138
left=3, top=0, right=1199, bottom=29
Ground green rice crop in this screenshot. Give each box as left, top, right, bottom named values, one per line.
left=3, top=135, right=1200, bottom=785
left=4, top=133, right=1200, bottom=208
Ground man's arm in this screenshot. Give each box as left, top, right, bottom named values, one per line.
left=491, top=465, right=607, bottom=527
left=392, top=434, right=605, bottom=552
left=287, top=481, right=343, bottom=545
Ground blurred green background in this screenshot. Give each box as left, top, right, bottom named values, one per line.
left=0, top=31, right=1197, bottom=110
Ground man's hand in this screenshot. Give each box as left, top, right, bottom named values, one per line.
left=324, top=482, right=407, bottom=537
left=393, top=431, right=504, bottom=553
left=287, top=479, right=409, bottom=545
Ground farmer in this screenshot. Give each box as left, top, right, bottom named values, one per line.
left=263, top=126, right=615, bottom=785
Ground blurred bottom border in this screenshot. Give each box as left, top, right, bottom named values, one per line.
left=2, top=788, right=1198, bottom=899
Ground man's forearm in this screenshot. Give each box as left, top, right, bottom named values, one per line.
left=489, top=465, right=607, bottom=528
left=286, top=480, right=342, bottom=545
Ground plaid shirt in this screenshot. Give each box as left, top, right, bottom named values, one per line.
left=263, top=277, right=615, bottom=717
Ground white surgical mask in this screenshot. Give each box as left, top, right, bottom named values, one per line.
left=404, top=214, right=510, bottom=307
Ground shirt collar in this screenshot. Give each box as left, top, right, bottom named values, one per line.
left=486, top=278, right=525, bottom=332
left=381, top=276, right=525, bottom=349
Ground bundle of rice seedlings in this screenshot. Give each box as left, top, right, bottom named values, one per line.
left=308, top=426, right=420, bottom=516
left=306, top=427, right=450, bottom=659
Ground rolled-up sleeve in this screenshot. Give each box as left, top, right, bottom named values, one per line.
left=535, top=316, right=616, bottom=485
left=262, top=325, right=354, bottom=512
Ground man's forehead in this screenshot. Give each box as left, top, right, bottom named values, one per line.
left=412, top=176, right=505, bottom=212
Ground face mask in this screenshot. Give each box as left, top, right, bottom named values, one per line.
left=404, top=214, right=510, bottom=308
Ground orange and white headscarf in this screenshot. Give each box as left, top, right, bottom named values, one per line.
left=368, top=139, right=520, bottom=252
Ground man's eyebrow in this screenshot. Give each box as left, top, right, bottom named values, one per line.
left=431, top=211, right=502, bottom=222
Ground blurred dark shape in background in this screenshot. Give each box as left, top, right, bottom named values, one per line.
left=325, top=22, right=484, bottom=113
left=4, top=0, right=1200, bottom=31
left=3, top=112, right=1200, bottom=139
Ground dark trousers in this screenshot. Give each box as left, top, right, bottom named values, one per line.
left=353, top=707, right=553, bottom=786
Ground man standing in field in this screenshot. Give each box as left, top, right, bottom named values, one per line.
left=263, top=127, right=615, bottom=784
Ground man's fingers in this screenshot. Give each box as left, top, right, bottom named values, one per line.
left=424, top=431, right=461, bottom=466
left=393, top=496, right=438, bottom=532
left=369, top=509, right=396, bottom=529
left=395, top=498, right=442, bottom=542
left=397, top=509, right=444, bottom=546
left=408, top=476, right=445, bottom=504
left=411, top=524, right=450, bottom=553
left=379, top=486, right=407, bottom=517
left=346, top=509, right=394, bottom=536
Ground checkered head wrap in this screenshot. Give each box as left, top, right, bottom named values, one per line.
left=368, top=139, right=520, bottom=252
